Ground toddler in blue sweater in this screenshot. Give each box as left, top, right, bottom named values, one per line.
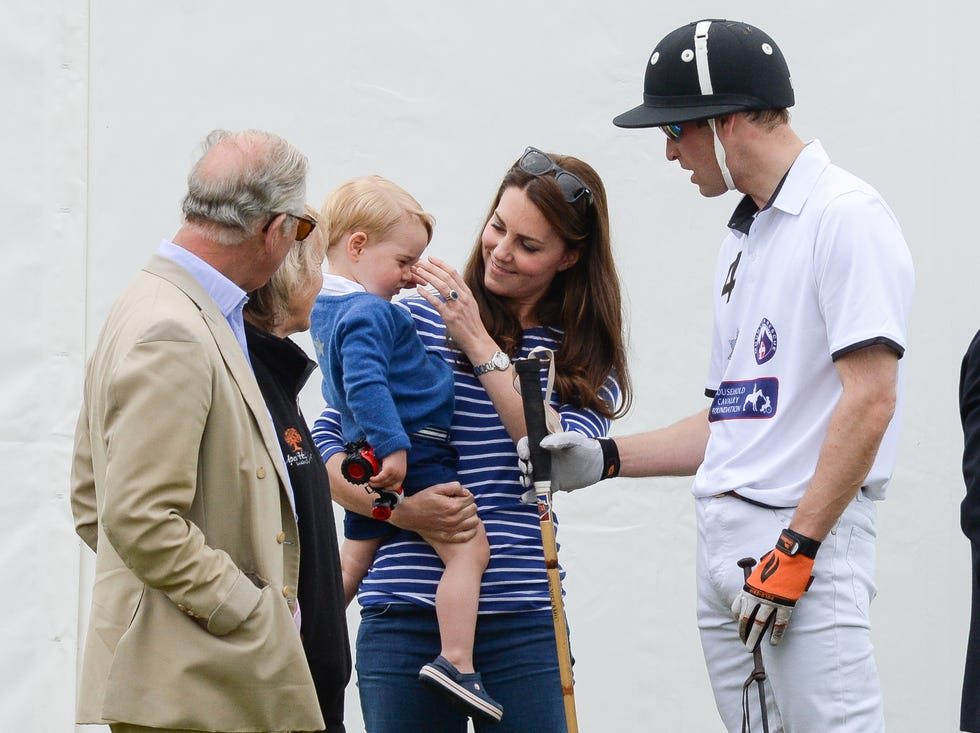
left=310, top=176, right=501, bottom=722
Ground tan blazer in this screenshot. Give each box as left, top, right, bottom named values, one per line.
left=71, top=254, right=324, bottom=732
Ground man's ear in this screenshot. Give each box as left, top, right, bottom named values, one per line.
left=262, top=212, right=293, bottom=257
left=262, top=213, right=288, bottom=248
left=347, top=231, right=368, bottom=260
left=716, top=114, right=737, bottom=138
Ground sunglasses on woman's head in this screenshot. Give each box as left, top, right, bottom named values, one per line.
left=517, top=147, right=594, bottom=206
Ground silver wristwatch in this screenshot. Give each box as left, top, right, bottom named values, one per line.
left=473, top=350, right=511, bottom=377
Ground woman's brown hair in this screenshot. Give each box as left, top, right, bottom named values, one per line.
left=463, top=152, right=632, bottom=419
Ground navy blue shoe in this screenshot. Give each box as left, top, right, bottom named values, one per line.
left=419, top=655, right=503, bottom=722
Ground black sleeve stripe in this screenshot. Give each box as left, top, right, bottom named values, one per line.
left=831, top=337, right=905, bottom=361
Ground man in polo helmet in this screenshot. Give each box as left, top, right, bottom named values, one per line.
left=520, top=18, right=915, bottom=732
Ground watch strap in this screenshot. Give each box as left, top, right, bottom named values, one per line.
left=474, top=350, right=509, bottom=377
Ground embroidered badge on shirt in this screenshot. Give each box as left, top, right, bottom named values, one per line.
left=708, top=378, right=779, bottom=422
left=283, top=427, right=313, bottom=467
left=754, top=318, right=777, bottom=365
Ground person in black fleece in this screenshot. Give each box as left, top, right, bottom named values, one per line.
left=245, top=208, right=351, bottom=733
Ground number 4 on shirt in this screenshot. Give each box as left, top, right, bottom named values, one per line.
left=722, top=251, right=741, bottom=304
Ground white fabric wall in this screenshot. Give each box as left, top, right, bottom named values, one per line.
left=4, top=0, right=978, bottom=730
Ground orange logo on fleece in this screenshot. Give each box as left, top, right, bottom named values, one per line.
left=284, top=428, right=304, bottom=453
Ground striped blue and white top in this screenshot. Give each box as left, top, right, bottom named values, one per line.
left=312, top=296, right=620, bottom=615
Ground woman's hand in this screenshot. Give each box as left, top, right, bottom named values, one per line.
left=389, top=482, right=480, bottom=544
left=415, top=255, right=531, bottom=442
left=328, top=452, right=478, bottom=543
left=414, top=256, right=495, bottom=358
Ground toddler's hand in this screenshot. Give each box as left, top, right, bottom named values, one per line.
left=371, top=448, right=407, bottom=490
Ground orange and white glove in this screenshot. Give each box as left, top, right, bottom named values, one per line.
left=731, top=528, right=820, bottom=651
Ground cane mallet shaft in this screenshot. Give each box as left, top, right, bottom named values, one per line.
left=516, top=356, right=578, bottom=733
left=737, top=557, right=771, bottom=733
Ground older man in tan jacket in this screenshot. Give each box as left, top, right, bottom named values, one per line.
left=71, top=129, right=328, bottom=733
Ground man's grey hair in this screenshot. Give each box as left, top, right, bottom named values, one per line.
left=181, top=129, right=308, bottom=246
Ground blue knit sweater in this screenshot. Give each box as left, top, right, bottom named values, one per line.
left=310, top=289, right=454, bottom=459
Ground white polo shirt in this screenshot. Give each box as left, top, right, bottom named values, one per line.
left=691, top=141, right=914, bottom=506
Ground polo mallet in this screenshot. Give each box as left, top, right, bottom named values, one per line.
left=737, top=557, right=771, bottom=733
left=516, top=356, right=578, bottom=733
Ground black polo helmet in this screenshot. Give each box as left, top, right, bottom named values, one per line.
left=613, top=19, right=794, bottom=129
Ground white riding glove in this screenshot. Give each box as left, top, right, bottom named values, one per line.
left=517, top=432, right=619, bottom=503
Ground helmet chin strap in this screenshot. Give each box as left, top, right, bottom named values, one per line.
left=694, top=21, right=736, bottom=191
left=706, top=120, right=735, bottom=191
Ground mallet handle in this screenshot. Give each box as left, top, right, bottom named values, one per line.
left=516, top=356, right=578, bottom=733
left=738, top=557, right=770, bottom=733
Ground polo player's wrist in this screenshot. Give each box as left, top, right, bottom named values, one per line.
left=777, top=527, right=821, bottom=559
left=597, top=437, right=620, bottom=479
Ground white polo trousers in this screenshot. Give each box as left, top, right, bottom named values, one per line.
left=696, top=492, right=883, bottom=733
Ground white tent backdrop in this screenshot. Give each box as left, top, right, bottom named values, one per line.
left=5, top=0, right=979, bottom=730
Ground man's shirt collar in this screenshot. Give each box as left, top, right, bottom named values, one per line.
left=727, top=140, right=830, bottom=236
